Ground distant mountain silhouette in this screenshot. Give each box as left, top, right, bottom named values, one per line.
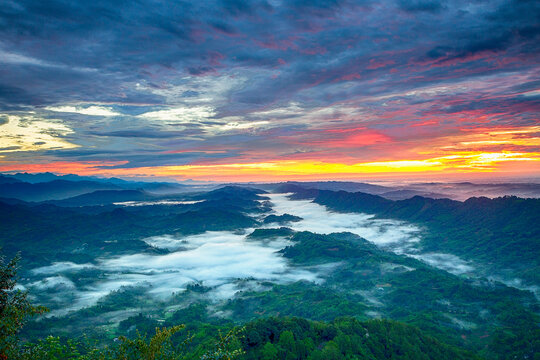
left=0, top=179, right=121, bottom=201
left=47, top=189, right=154, bottom=206
left=0, top=175, right=22, bottom=184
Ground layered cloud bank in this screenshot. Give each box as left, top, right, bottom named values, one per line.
left=0, top=0, right=539, bottom=180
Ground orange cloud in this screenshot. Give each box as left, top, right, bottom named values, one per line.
left=296, top=130, right=392, bottom=148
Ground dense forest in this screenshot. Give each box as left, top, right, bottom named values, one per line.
left=0, top=255, right=485, bottom=359
left=1, top=178, right=539, bottom=359
left=286, top=185, right=540, bottom=285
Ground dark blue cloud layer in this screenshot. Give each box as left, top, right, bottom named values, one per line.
left=1, top=0, right=537, bottom=108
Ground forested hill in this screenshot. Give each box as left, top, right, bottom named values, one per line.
left=241, top=317, right=482, bottom=360
left=286, top=186, right=540, bottom=285
left=0, top=186, right=266, bottom=269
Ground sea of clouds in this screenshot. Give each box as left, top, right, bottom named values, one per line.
left=265, top=193, right=422, bottom=247
left=27, top=192, right=492, bottom=315
left=28, top=227, right=321, bottom=314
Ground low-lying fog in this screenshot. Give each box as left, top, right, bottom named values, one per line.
left=266, top=194, right=479, bottom=276
left=113, top=200, right=204, bottom=206
left=368, top=181, right=540, bottom=201
left=29, top=229, right=321, bottom=315
left=25, top=192, right=535, bottom=315
left=266, top=194, right=421, bottom=247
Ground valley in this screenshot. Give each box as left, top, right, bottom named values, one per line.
left=1, top=181, right=536, bottom=359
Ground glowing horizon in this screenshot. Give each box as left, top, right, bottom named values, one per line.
left=1, top=150, right=539, bottom=183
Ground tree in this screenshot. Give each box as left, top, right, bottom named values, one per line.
left=0, top=250, right=249, bottom=360
left=0, top=252, right=47, bottom=359
left=201, top=327, right=245, bottom=360
left=260, top=342, right=278, bottom=360
left=278, top=330, right=296, bottom=359
left=111, top=325, right=187, bottom=360
left=320, top=341, right=341, bottom=360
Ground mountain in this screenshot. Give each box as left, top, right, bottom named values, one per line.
left=47, top=189, right=155, bottom=207
left=251, top=180, right=540, bottom=200
left=172, top=208, right=257, bottom=232
left=4, top=183, right=539, bottom=359
left=415, top=181, right=540, bottom=200
left=0, top=174, right=22, bottom=184
left=378, top=189, right=449, bottom=200
left=263, top=213, right=302, bottom=224
left=233, top=181, right=392, bottom=195
left=0, top=179, right=122, bottom=201
left=128, top=182, right=190, bottom=193
left=0, top=191, right=263, bottom=268
left=284, top=181, right=391, bottom=194
left=2, top=172, right=193, bottom=193
left=197, top=185, right=267, bottom=200
left=3, top=172, right=68, bottom=183
left=288, top=187, right=393, bottom=213
left=289, top=188, right=540, bottom=285
left=279, top=231, right=382, bottom=263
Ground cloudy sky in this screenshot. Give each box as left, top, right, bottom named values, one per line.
left=0, top=0, right=538, bottom=181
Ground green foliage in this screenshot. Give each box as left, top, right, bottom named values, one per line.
left=259, top=342, right=277, bottom=360
left=281, top=231, right=381, bottom=264
left=240, top=317, right=482, bottom=360
left=0, top=250, right=247, bottom=360
left=200, top=327, right=245, bottom=360
left=4, top=187, right=540, bottom=360
left=225, top=282, right=367, bottom=322
left=484, top=301, right=540, bottom=360
left=16, top=325, right=189, bottom=360
left=247, top=227, right=294, bottom=239
left=262, top=214, right=302, bottom=225
left=19, top=336, right=85, bottom=360
left=111, top=325, right=188, bottom=360
left=17, top=322, right=247, bottom=360
left=0, top=191, right=263, bottom=271
left=308, top=190, right=540, bottom=284
left=222, top=229, right=539, bottom=357
left=118, top=313, right=159, bottom=336
left=0, top=252, right=47, bottom=359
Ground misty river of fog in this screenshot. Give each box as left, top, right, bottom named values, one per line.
left=29, top=192, right=526, bottom=315
left=266, top=194, right=478, bottom=276
left=266, top=193, right=421, bottom=247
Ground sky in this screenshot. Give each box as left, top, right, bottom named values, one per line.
left=0, top=0, right=539, bottom=182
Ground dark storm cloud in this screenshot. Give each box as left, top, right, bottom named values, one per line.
left=398, top=0, right=445, bottom=13
left=1, top=0, right=537, bottom=109
left=421, top=0, right=539, bottom=64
